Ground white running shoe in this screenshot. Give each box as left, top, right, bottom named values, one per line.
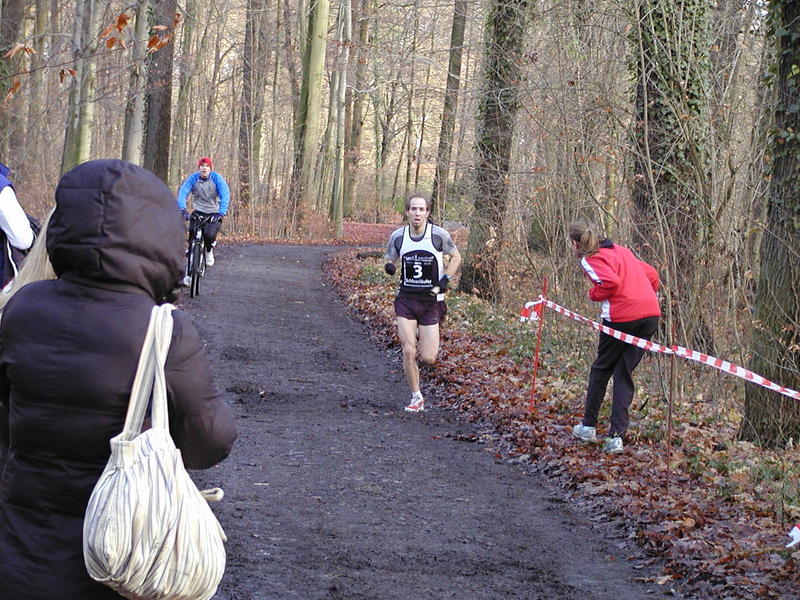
left=404, top=392, right=425, bottom=413
left=604, top=436, right=624, bottom=454
left=572, top=423, right=597, bottom=442
left=205, top=249, right=215, bottom=267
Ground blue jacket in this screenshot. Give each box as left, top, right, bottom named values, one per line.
left=176, top=171, right=230, bottom=215
left=0, top=162, right=13, bottom=193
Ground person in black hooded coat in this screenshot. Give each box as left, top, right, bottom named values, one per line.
left=0, top=159, right=237, bottom=599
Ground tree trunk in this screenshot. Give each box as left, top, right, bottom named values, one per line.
left=252, top=3, right=271, bottom=184
left=317, top=67, right=338, bottom=213
left=458, top=0, right=530, bottom=301
left=282, top=0, right=301, bottom=114
left=25, top=0, right=47, bottom=173
left=122, top=0, right=151, bottom=164
left=169, top=0, right=196, bottom=182
left=450, top=45, right=474, bottom=192
left=329, top=0, right=351, bottom=237
left=238, top=0, right=271, bottom=219
left=343, top=0, right=372, bottom=219
left=742, top=34, right=774, bottom=274
left=75, top=0, right=103, bottom=167
left=0, top=0, right=27, bottom=158
left=265, top=0, right=283, bottom=235
left=371, top=75, right=400, bottom=218
left=238, top=0, right=258, bottom=208
left=431, top=0, right=467, bottom=223
left=62, top=0, right=101, bottom=173
left=740, top=0, right=800, bottom=447
left=143, top=0, right=178, bottom=184
left=403, top=8, right=418, bottom=201
left=199, top=31, right=222, bottom=155
left=288, top=0, right=330, bottom=234
left=412, top=23, right=436, bottom=193
left=630, top=0, right=714, bottom=351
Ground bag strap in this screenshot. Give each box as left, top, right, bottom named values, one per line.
left=150, top=303, right=174, bottom=430
left=121, top=303, right=175, bottom=435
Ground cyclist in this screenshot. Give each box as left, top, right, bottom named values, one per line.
left=384, top=192, right=461, bottom=413
left=177, top=157, right=230, bottom=269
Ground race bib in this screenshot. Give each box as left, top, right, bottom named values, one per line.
left=402, top=251, right=437, bottom=290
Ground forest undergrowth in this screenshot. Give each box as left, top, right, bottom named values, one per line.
left=312, top=226, right=799, bottom=600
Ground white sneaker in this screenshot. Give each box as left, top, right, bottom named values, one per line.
left=603, top=436, right=624, bottom=454
left=572, top=423, right=597, bottom=442
left=205, top=249, right=215, bottom=267
left=182, top=275, right=191, bottom=287
left=404, top=392, right=425, bottom=413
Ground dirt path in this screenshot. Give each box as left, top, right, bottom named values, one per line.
left=187, top=244, right=665, bottom=600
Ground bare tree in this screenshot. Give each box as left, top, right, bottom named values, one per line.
left=329, top=0, right=351, bottom=236
left=62, top=0, right=103, bottom=173
left=238, top=0, right=269, bottom=210
left=342, top=0, right=373, bottom=219
left=288, top=0, right=330, bottom=234
left=630, top=0, right=714, bottom=350
left=431, top=0, right=467, bottom=222
left=122, top=0, right=150, bottom=164
left=740, top=0, right=800, bottom=447
left=0, top=0, right=28, bottom=158
left=143, top=0, right=178, bottom=184
left=458, top=0, right=530, bottom=300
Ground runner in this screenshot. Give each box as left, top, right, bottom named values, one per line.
left=568, top=220, right=661, bottom=453
left=177, top=157, right=230, bottom=269
left=384, top=193, right=461, bottom=412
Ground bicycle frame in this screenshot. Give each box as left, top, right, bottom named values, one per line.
left=186, top=213, right=215, bottom=298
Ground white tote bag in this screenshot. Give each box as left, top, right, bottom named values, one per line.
left=83, top=303, right=227, bottom=600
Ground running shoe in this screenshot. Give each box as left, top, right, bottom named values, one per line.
left=404, top=392, right=425, bottom=413
left=572, top=423, right=597, bottom=442
left=205, top=249, right=215, bottom=267
left=603, top=436, right=624, bottom=454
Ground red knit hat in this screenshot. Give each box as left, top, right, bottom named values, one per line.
left=198, top=157, right=213, bottom=168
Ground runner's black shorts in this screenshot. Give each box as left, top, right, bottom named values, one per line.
left=394, top=293, right=447, bottom=326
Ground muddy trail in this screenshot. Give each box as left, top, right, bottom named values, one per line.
left=186, top=244, right=667, bottom=600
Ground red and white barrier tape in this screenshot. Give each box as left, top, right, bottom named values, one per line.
left=520, top=297, right=800, bottom=401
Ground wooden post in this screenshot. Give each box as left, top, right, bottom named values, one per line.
left=666, top=320, right=676, bottom=494
left=529, top=277, right=548, bottom=413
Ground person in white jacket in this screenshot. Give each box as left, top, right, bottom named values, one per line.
left=0, top=162, right=34, bottom=287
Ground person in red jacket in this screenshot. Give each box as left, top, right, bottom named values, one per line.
left=568, top=221, right=660, bottom=453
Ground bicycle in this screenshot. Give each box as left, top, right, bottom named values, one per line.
left=185, top=212, right=218, bottom=298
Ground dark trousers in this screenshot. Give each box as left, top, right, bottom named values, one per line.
left=582, top=316, right=659, bottom=436
left=190, top=211, right=222, bottom=252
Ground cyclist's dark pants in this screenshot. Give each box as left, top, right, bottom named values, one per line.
left=190, top=211, right=222, bottom=251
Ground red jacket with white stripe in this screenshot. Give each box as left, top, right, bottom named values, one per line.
left=580, top=240, right=661, bottom=323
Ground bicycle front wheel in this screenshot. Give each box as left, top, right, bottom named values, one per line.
left=190, top=242, right=204, bottom=297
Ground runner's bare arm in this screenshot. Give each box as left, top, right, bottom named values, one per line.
left=444, top=247, right=461, bottom=278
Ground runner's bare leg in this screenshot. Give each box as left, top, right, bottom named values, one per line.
left=397, top=317, right=420, bottom=394
left=418, top=324, right=440, bottom=365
